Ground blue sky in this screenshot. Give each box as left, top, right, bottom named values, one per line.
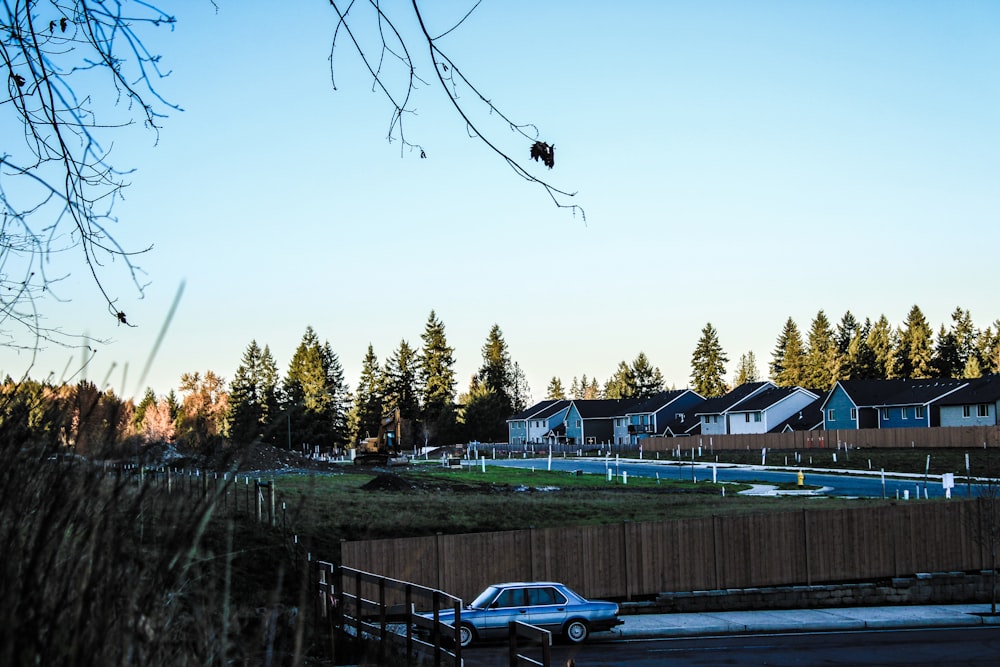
left=3, top=1, right=998, bottom=401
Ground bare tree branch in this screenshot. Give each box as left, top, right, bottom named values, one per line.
left=328, top=0, right=584, bottom=218
left=1, top=1, right=176, bottom=352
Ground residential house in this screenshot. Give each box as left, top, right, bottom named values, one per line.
left=564, top=399, right=642, bottom=445
left=506, top=400, right=559, bottom=445
left=616, top=389, right=705, bottom=444
left=526, top=400, right=571, bottom=444
left=937, top=375, right=1000, bottom=427
left=821, top=378, right=968, bottom=430
left=727, top=386, right=821, bottom=435
left=771, top=396, right=825, bottom=432
left=695, top=381, right=775, bottom=436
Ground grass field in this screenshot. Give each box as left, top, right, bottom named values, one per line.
left=272, top=463, right=880, bottom=561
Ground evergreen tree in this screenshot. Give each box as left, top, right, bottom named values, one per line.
left=478, top=324, right=513, bottom=399
left=321, top=341, right=351, bottom=449
left=977, top=321, right=1000, bottom=374
left=932, top=324, right=961, bottom=378
left=577, top=374, right=590, bottom=399
left=835, top=311, right=860, bottom=357
left=460, top=376, right=508, bottom=443
left=690, top=322, right=729, bottom=398
left=733, top=351, right=760, bottom=386
left=804, top=310, right=838, bottom=390
left=868, top=315, right=897, bottom=379
left=282, top=326, right=343, bottom=451
left=382, top=339, right=420, bottom=424
left=963, top=355, right=983, bottom=379
left=569, top=376, right=581, bottom=400
left=585, top=377, right=602, bottom=400
left=895, top=305, right=934, bottom=378
left=418, top=311, right=458, bottom=445
left=132, top=387, right=156, bottom=429
left=770, top=317, right=806, bottom=387
left=834, top=311, right=860, bottom=380
left=604, top=361, right=635, bottom=399
left=845, top=318, right=878, bottom=379
left=934, top=307, right=977, bottom=378
left=631, top=352, right=664, bottom=398
left=227, top=340, right=281, bottom=446
left=348, top=344, right=383, bottom=444
left=545, top=377, right=566, bottom=400
left=462, top=324, right=519, bottom=441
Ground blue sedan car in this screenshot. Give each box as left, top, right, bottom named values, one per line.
left=427, top=581, right=622, bottom=647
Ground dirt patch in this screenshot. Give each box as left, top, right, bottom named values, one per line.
left=361, top=473, right=418, bottom=492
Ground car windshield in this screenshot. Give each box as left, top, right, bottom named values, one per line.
left=468, top=585, right=501, bottom=610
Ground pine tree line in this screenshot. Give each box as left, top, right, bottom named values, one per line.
left=690, top=306, right=1000, bottom=399
left=6, top=305, right=998, bottom=453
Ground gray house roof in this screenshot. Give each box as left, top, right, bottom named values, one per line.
left=727, top=386, right=819, bottom=413
left=828, top=378, right=968, bottom=409
left=694, top=381, right=773, bottom=416
left=935, top=375, right=1000, bottom=406
left=771, top=396, right=825, bottom=432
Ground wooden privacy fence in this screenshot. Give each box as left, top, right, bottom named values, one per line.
left=641, top=425, right=1000, bottom=453
left=342, top=500, right=995, bottom=603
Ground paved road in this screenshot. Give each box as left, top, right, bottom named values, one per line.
left=479, top=457, right=983, bottom=499
left=458, top=605, right=1000, bottom=666
left=460, top=627, right=1000, bottom=667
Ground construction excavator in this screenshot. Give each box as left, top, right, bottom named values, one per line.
left=354, top=407, right=410, bottom=465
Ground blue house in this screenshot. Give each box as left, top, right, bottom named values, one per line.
left=618, top=389, right=705, bottom=444
left=937, top=375, right=1000, bottom=427
left=563, top=399, right=642, bottom=445
left=821, top=378, right=968, bottom=430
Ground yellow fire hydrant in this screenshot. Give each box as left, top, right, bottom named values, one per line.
left=797, top=470, right=804, bottom=487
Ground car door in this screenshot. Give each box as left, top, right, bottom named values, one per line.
left=524, top=586, right=569, bottom=632
left=482, top=587, right=529, bottom=639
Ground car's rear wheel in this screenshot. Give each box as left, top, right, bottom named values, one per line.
left=459, top=623, right=476, bottom=648
left=564, top=619, right=588, bottom=643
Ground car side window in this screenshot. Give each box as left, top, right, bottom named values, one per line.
left=527, top=587, right=566, bottom=606
left=494, top=588, right=525, bottom=608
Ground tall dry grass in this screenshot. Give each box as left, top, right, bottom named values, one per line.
left=0, top=433, right=320, bottom=666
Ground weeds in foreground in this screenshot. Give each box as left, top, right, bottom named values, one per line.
left=0, top=438, right=318, bottom=666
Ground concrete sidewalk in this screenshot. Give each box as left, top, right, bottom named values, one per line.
left=599, top=604, right=1000, bottom=640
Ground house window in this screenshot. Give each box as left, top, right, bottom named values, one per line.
left=754, top=412, right=762, bottom=422
left=745, top=413, right=751, bottom=423
left=901, top=408, right=908, bottom=420
left=827, top=409, right=835, bottom=421
left=850, top=408, right=857, bottom=420
left=979, top=404, right=990, bottom=417
left=881, top=408, right=889, bottom=420
left=963, top=405, right=971, bottom=418
left=915, top=406, right=925, bottom=419
left=576, top=419, right=581, bottom=428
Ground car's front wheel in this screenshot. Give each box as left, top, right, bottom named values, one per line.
left=564, top=619, right=589, bottom=643
left=459, top=623, right=476, bottom=648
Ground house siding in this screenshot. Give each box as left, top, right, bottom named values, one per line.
left=940, top=401, right=1000, bottom=427
left=701, top=414, right=727, bottom=436
left=564, top=404, right=583, bottom=444
left=731, top=391, right=818, bottom=435
left=508, top=420, right=527, bottom=445
left=823, top=386, right=859, bottom=431
left=527, top=406, right=569, bottom=443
